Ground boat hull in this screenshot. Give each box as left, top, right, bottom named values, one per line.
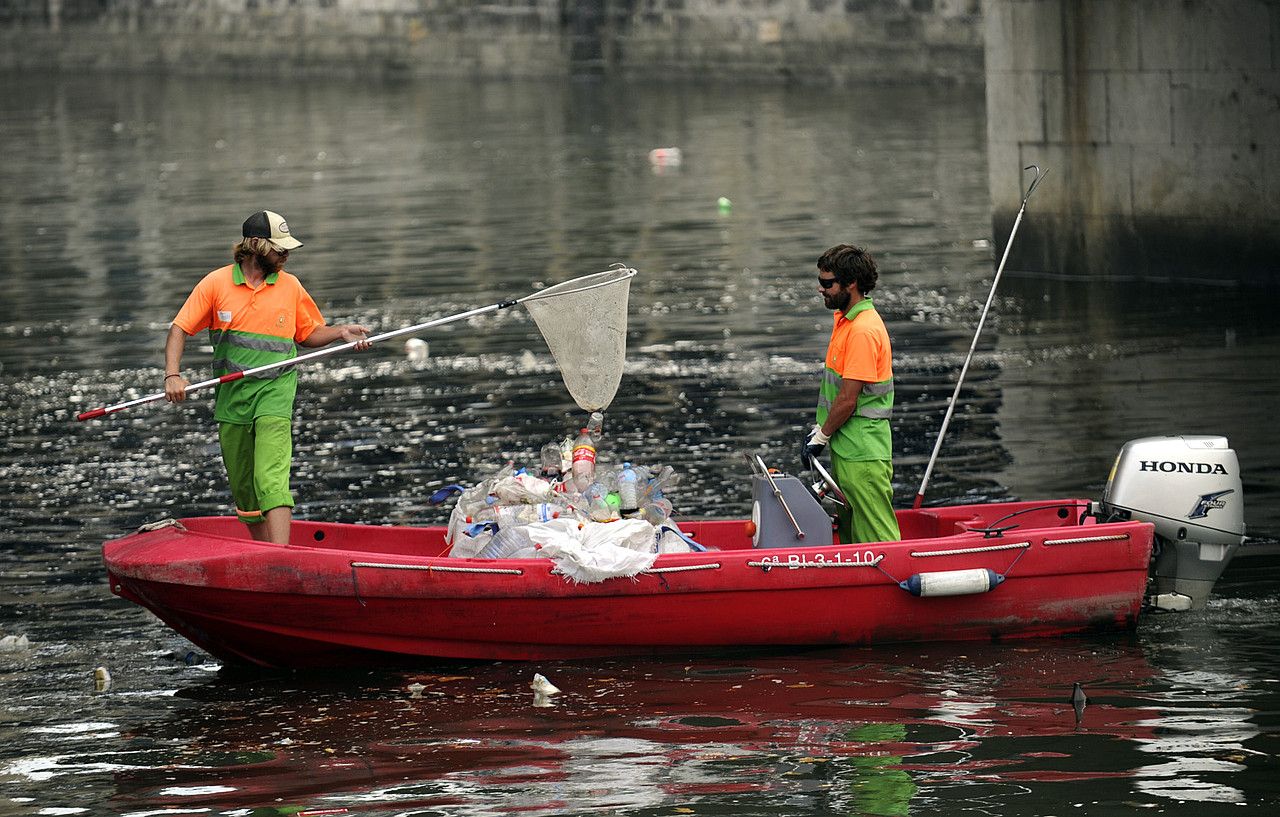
left=104, top=503, right=1153, bottom=667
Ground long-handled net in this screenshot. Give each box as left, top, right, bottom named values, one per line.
left=77, top=264, right=638, bottom=421
left=522, top=264, right=636, bottom=412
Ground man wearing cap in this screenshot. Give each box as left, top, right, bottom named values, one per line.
left=163, top=211, right=370, bottom=544
left=802, top=243, right=901, bottom=545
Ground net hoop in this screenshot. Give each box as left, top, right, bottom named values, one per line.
left=518, top=264, right=637, bottom=304
left=519, top=263, right=637, bottom=412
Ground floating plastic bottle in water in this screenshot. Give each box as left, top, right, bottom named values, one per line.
left=571, top=428, right=597, bottom=491
left=618, top=462, right=639, bottom=516
left=586, top=411, right=604, bottom=444
left=540, top=442, right=563, bottom=479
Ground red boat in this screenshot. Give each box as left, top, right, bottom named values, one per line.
left=104, top=498, right=1153, bottom=668
left=103, top=435, right=1248, bottom=668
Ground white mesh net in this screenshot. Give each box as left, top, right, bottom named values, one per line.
left=521, top=266, right=636, bottom=412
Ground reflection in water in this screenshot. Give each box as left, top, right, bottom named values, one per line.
left=1, top=72, right=1279, bottom=815
left=4, top=640, right=1259, bottom=816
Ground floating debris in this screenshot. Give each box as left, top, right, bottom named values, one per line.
left=404, top=337, right=429, bottom=362
left=647, top=146, right=682, bottom=168
left=94, top=666, right=112, bottom=693
left=531, top=672, right=561, bottom=707
left=0, top=634, right=30, bottom=652
left=407, top=682, right=425, bottom=699
left=1071, top=681, right=1088, bottom=724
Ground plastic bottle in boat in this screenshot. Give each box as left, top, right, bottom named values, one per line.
left=641, top=498, right=674, bottom=526
left=642, top=464, right=680, bottom=504
left=571, top=428, right=597, bottom=491
left=476, top=525, right=535, bottom=560
left=496, top=501, right=563, bottom=527
left=559, top=435, right=574, bottom=475
left=617, top=462, right=640, bottom=516
left=584, top=482, right=614, bottom=522
left=539, top=442, right=563, bottom=479
left=586, top=411, right=604, bottom=444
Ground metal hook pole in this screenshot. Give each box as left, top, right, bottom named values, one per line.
left=911, top=165, right=1048, bottom=509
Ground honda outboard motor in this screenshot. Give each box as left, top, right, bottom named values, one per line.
left=1100, top=435, right=1245, bottom=610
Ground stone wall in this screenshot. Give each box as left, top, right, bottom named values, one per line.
left=985, top=0, right=1280, bottom=284
left=0, top=0, right=984, bottom=84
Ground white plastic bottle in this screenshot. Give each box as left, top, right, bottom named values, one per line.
left=477, top=526, right=534, bottom=560
left=540, top=442, right=563, bottom=479
left=559, top=435, right=574, bottom=475
left=584, top=482, right=615, bottom=522
left=571, top=428, right=597, bottom=491
left=618, top=462, right=639, bottom=516
left=587, top=411, right=605, bottom=444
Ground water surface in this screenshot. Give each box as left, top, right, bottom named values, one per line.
left=1, top=73, right=1278, bottom=815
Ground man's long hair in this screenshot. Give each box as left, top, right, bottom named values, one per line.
left=232, top=237, right=279, bottom=266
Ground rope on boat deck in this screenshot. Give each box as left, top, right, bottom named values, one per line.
left=1043, top=533, right=1130, bottom=546
left=135, top=518, right=186, bottom=533
left=350, top=561, right=524, bottom=574
left=909, top=542, right=1030, bottom=557
left=348, top=561, right=524, bottom=607
left=642, top=563, right=722, bottom=574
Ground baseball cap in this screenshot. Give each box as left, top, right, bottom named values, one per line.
left=242, top=210, right=303, bottom=251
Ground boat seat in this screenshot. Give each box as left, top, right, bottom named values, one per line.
left=898, top=509, right=987, bottom=540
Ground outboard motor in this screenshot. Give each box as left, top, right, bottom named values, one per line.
left=1100, top=435, right=1245, bottom=610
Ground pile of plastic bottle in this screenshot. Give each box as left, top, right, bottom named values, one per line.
left=443, top=412, right=685, bottom=560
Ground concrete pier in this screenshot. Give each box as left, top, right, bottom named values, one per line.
left=0, top=0, right=984, bottom=85
left=985, top=0, right=1280, bottom=284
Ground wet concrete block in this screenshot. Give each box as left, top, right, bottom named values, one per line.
left=984, top=0, right=1064, bottom=73
left=1131, top=143, right=1262, bottom=219
left=1070, top=0, right=1140, bottom=72
left=986, top=69, right=1045, bottom=143
left=1201, top=0, right=1273, bottom=72
left=1265, top=144, right=1280, bottom=218
left=1031, top=142, right=1135, bottom=215
left=985, top=140, right=1026, bottom=212
left=1108, top=70, right=1172, bottom=145
left=1171, top=70, right=1280, bottom=147
left=1138, top=0, right=1271, bottom=72
left=1042, top=69, right=1107, bottom=144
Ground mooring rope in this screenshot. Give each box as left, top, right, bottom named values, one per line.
left=642, top=563, right=721, bottom=574
left=350, top=561, right=523, bottom=575
left=909, top=542, right=1030, bottom=557
left=1043, top=534, right=1130, bottom=546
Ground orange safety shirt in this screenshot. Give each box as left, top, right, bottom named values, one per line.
left=172, top=263, right=326, bottom=424
left=817, top=297, right=894, bottom=461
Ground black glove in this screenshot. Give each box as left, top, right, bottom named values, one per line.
left=802, top=426, right=829, bottom=466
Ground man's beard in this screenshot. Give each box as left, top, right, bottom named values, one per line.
left=259, top=254, right=283, bottom=276
left=824, top=289, right=852, bottom=312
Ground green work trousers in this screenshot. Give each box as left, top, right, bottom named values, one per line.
left=831, top=456, right=901, bottom=544
left=218, top=415, right=295, bottom=525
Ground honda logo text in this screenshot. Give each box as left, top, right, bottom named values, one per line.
left=1138, top=460, right=1228, bottom=475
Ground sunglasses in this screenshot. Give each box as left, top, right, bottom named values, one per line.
left=818, top=276, right=840, bottom=289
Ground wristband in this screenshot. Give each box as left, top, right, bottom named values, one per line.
left=165, top=374, right=182, bottom=380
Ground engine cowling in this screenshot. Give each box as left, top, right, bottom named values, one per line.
left=1102, top=435, right=1245, bottom=609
